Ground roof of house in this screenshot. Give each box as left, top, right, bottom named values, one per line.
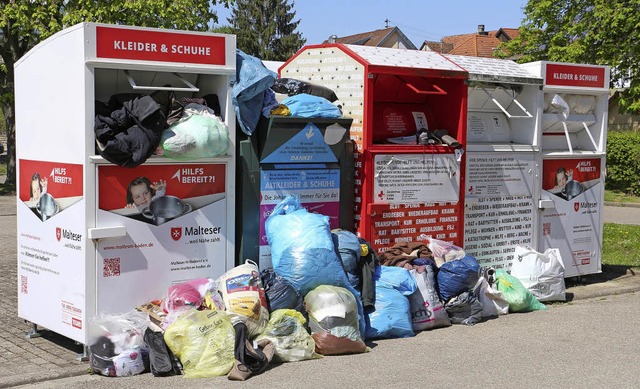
left=324, top=27, right=417, bottom=50
left=420, top=26, right=519, bottom=58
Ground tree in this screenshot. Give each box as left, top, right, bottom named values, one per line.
left=227, top=0, right=305, bottom=61
left=0, top=0, right=231, bottom=187
left=497, top=0, right=640, bottom=114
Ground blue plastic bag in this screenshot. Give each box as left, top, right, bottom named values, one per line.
left=265, top=196, right=366, bottom=336
left=281, top=94, right=342, bottom=118
left=233, top=50, right=277, bottom=135
left=365, top=266, right=416, bottom=340
left=436, top=254, right=480, bottom=303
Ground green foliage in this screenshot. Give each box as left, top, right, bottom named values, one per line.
left=602, top=223, right=640, bottom=269
left=227, top=0, right=305, bottom=61
left=498, top=0, right=640, bottom=114
left=605, top=131, right=640, bottom=195
left=0, top=0, right=232, bottom=185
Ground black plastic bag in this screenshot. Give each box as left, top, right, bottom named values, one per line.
left=143, top=328, right=182, bottom=377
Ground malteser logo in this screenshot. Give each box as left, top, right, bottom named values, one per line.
left=574, top=202, right=580, bottom=212
left=56, top=227, right=82, bottom=242
left=171, top=227, right=182, bottom=241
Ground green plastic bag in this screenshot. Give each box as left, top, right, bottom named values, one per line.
left=164, top=309, right=235, bottom=378
left=255, top=309, right=321, bottom=362
left=160, top=110, right=228, bottom=160
left=495, top=269, right=547, bottom=313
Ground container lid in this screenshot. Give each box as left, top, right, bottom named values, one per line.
left=345, top=45, right=465, bottom=73
left=446, top=54, right=543, bottom=85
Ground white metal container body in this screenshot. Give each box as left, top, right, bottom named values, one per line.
left=16, top=23, right=236, bottom=344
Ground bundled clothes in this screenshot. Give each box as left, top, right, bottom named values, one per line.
left=379, top=242, right=434, bottom=268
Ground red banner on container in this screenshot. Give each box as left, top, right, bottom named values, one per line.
left=98, top=164, right=226, bottom=211
left=19, top=159, right=83, bottom=202
left=545, top=63, right=606, bottom=88
left=96, top=26, right=226, bottom=65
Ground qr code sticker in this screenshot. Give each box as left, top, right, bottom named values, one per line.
left=103, top=258, right=121, bottom=277
left=21, top=275, right=28, bottom=294
left=543, top=222, right=551, bottom=236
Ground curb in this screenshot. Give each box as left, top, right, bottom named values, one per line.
left=604, top=201, right=640, bottom=208
left=0, top=366, right=89, bottom=389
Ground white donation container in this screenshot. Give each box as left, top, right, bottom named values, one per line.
left=15, top=23, right=236, bottom=344
left=520, top=61, right=610, bottom=277
left=446, top=55, right=543, bottom=272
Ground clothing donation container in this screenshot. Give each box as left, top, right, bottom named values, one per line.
left=15, top=23, right=236, bottom=345
left=236, top=116, right=354, bottom=268
left=446, top=55, right=543, bottom=271
left=520, top=61, right=610, bottom=277
left=280, top=44, right=468, bottom=252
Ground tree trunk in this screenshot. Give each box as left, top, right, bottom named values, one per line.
left=3, top=103, right=15, bottom=186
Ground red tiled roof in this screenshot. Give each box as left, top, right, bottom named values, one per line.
left=422, top=27, right=517, bottom=58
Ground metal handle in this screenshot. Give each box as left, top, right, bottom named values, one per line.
left=405, top=82, right=447, bottom=95
left=124, top=70, right=200, bottom=92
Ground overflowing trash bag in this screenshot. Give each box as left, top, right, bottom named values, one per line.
left=163, top=309, right=235, bottom=378
left=444, top=291, right=484, bottom=326
left=494, top=269, right=547, bottom=313
left=160, top=277, right=218, bottom=330
left=233, top=49, right=277, bottom=135
left=365, top=266, right=416, bottom=339
left=216, top=260, right=270, bottom=338
left=427, top=237, right=465, bottom=267
left=88, top=310, right=150, bottom=377
left=510, top=245, right=566, bottom=302
left=143, top=327, right=182, bottom=377
left=436, top=254, right=480, bottom=303
left=271, top=78, right=339, bottom=102
left=332, top=229, right=362, bottom=289
left=280, top=94, right=342, bottom=118
left=473, top=276, right=509, bottom=319
left=305, top=285, right=367, bottom=355
left=265, top=196, right=366, bottom=336
left=255, top=309, right=321, bottom=362
left=408, top=265, right=451, bottom=331
left=260, top=268, right=306, bottom=314
left=160, top=104, right=229, bottom=160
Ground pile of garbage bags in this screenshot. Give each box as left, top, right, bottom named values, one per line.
left=88, top=196, right=565, bottom=380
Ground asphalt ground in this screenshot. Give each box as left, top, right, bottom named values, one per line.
left=0, top=194, right=639, bottom=388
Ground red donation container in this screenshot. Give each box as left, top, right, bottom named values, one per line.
left=281, top=45, right=468, bottom=252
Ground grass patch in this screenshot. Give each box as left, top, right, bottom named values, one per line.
left=604, top=189, right=640, bottom=204
left=602, top=222, right=640, bottom=269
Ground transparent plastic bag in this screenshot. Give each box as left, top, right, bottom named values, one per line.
left=305, top=285, right=367, bottom=355
left=255, top=309, right=321, bottom=362
left=88, top=310, right=150, bottom=377
left=423, top=236, right=465, bottom=267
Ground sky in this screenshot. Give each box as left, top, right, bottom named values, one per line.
left=215, top=1, right=528, bottom=47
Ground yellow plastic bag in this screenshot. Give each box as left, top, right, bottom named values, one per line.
left=163, top=309, right=235, bottom=378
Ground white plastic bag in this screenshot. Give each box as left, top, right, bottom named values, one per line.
left=473, top=276, right=509, bottom=318
left=510, top=245, right=566, bottom=302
